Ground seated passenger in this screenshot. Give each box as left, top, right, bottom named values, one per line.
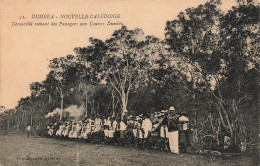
left=94, top=115, right=102, bottom=132
left=69, top=122, right=77, bottom=138
left=56, top=123, right=65, bottom=137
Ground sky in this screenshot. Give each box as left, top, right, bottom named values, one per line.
left=0, top=0, right=237, bottom=110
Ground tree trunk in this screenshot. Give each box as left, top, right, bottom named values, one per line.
left=11, top=113, right=14, bottom=127
left=85, top=93, right=88, bottom=117
left=97, top=101, right=100, bottom=115
left=38, top=121, right=41, bottom=132
left=24, top=111, right=27, bottom=127
left=190, top=72, right=196, bottom=100
left=7, top=119, right=9, bottom=130
left=92, top=98, right=95, bottom=117
left=17, top=115, right=21, bottom=131
left=60, top=91, right=64, bottom=121
left=121, top=91, right=127, bottom=119
left=17, top=122, right=20, bottom=131
left=216, top=118, right=220, bottom=145
left=30, top=114, right=33, bottom=125
left=22, top=109, right=25, bottom=125
left=92, top=85, right=96, bottom=117
left=30, top=107, right=34, bottom=125
left=112, top=91, right=115, bottom=118
left=48, top=94, right=52, bottom=113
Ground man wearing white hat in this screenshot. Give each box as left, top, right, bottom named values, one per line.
left=141, top=113, right=153, bottom=139
left=167, top=106, right=180, bottom=154
left=141, top=113, right=152, bottom=148
left=160, top=110, right=169, bottom=139
left=179, top=112, right=191, bottom=147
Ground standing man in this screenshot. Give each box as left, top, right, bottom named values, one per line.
left=179, top=112, right=191, bottom=147
left=26, top=124, right=31, bottom=137
left=167, top=106, right=180, bottom=154
left=159, top=110, right=169, bottom=139
left=141, top=113, right=152, bottom=139
left=112, top=117, right=120, bottom=143
left=141, top=113, right=153, bottom=148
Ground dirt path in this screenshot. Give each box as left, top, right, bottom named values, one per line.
left=0, top=134, right=257, bottom=166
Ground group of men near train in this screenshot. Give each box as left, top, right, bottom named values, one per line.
left=42, top=106, right=190, bottom=155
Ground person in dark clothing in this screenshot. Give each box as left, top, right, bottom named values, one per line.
left=179, top=112, right=191, bottom=147
left=167, top=106, right=180, bottom=154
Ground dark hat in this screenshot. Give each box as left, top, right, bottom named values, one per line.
left=143, top=113, right=150, bottom=118
left=181, top=112, right=187, bottom=116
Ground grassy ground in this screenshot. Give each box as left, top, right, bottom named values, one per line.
left=0, top=134, right=258, bottom=166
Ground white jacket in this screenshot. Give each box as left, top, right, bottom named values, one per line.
left=142, top=118, right=152, bottom=132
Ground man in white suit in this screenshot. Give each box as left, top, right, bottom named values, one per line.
left=167, top=106, right=180, bottom=154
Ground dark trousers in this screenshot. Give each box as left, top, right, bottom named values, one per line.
left=27, top=131, right=30, bottom=137
left=179, top=130, right=190, bottom=146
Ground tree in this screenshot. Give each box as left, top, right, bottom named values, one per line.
left=48, top=55, right=78, bottom=120
left=216, top=1, right=259, bottom=147
left=165, top=0, right=224, bottom=146
left=43, top=71, right=60, bottom=113
left=17, top=97, right=33, bottom=126
left=74, top=38, right=107, bottom=117
left=165, top=0, right=259, bottom=149
left=102, top=26, right=162, bottom=118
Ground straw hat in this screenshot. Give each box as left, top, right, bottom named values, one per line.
left=161, top=110, right=168, bottom=113
left=179, top=116, right=189, bottom=122
left=135, top=116, right=141, bottom=121
left=169, top=106, right=175, bottom=112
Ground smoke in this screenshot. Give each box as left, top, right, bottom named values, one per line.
left=45, top=105, right=84, bottom=120
left=64, top=105, right=84, bottom=120
left=45, top=108, right=62, bottom=118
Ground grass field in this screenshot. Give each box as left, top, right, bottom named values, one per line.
left=0, top=134, right=258, bottom=166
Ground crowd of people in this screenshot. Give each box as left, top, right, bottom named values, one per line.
left=42, top=106, right=191, bottom=155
